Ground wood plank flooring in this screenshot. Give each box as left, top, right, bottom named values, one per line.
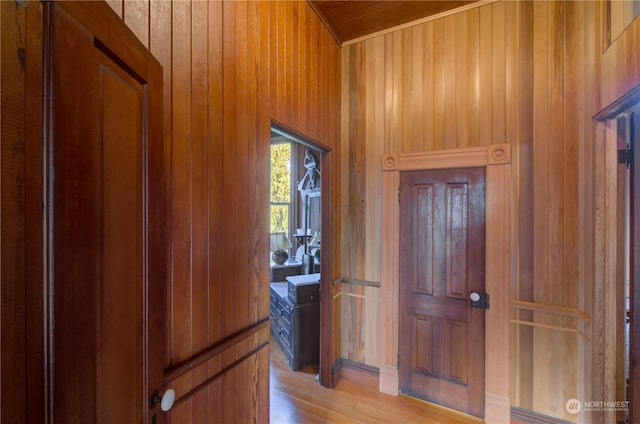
left=269, top=338, right=482, bottom=424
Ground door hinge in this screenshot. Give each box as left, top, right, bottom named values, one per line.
left=619, top=145, right=633, bottom=169
left=398, top=188, right=401, bottom=202
left=397, top=353, right=400, bottom=369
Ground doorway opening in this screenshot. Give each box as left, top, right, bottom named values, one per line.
left=594, top=90, right=640, bottom=424
left=268, top=124, right=325, bottom=389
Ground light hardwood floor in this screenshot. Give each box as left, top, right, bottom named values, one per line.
left=269, top=338, right=482, bottom=424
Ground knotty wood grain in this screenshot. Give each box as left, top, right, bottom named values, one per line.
left=9, top=0, right=640, bottom=422
left=1, top=3, right=28, bottom=422
left=24, top=4, right=45, bottom=423
left=117, top=1, right=340, bottom=421
left=168, top=5, right=193, bottom=421
left=190, top=3, right=210, bottom=421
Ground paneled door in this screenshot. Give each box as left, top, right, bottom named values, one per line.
left=45, top=2, right=166, bottom=422
left=398, top=168, right=486, bottom=418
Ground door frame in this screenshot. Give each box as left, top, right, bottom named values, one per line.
left=380, top=144, right=512, bottom=423
left=594, top=86, right=640, bottom=423
left=268, top=121, right=336, bottom=388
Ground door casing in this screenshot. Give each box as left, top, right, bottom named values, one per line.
left=380, top=144, right=512, bottom=423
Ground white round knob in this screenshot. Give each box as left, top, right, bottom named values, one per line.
left=469, top=292, right=481, bottom=302
left=160, top=388, right=175, bottom=412
left=151, top=388, right=176, bottom=412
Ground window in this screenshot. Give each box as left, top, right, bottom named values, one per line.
left=270, top=141, right=292, bottom=235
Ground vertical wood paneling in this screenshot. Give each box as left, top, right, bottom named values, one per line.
left=298, top=3, right=308, bottom=135
left=234, top=0, right=250, bottom=363
left=117, top=0, right=340, bottom=421
left=1, top=3, right=28, bottom=422
left=563, top=1, right=580, bottom=415
left=2, top=0, right=341, bottom=422
left=411, top=26, right=424, bottom=151
left=338, top=283, right=380, bottom=366
left=309, top=11, right=319, bottom=138
left=24, top=5, right=45, bottom=423
left=577, top=1, right=597, bottom=415
left=338, top=0, right=627, bottom=422
left=340, top=43, right=353, bottom=287
left=10, top=0, right=640, bottom=422
left=516, top=0, right=534, bottom=411
left=384, top=34, right=396, bottom=154
left=123, top=0, right=149, bottom=47
left=478, top=5, right=493, bottom=146
left=189, top=3, right=209, bottom=422
left=207, top=2, right=224, bottom=395
left=530, top=1, right=551, bottom=414
left=455, top=13, right=468, bottom=149
left=105, top=0, right=123, bottom=18
left=340, top=1, right=518, bottom=376
left=492, top=1, right=506, bottom=145
left=432, top=20, right=445, bottom=151
left=401, top=30, right=413, bottom=153
left=169, top=3, right=193, bottom=421
left=466, top=9, right=479, bottom=148
left=504, top=0, right=518, bottom=146
left=422, top=22, right=435, bottom=152
left=148, top=0, right=172, bottom=374
left=547, top=1, right=566, bottom=418
left=442, top=15, right=456, bottom=149
left=220, top=0, right=239, bottom=383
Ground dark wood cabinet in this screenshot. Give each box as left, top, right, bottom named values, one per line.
left=270, top=274, right=320, bottom=371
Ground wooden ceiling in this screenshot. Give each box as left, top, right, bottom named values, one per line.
left=309, top=1, right=482, bottom=45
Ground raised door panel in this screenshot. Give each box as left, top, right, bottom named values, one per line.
left=399, top=168, right=485, bottom=418
left=47, top=2, right=165, bottom=422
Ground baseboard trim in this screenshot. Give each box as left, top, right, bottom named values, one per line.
left=333, top=357, right=379, bottom=390
left=510, top=406, right=574, bottom=424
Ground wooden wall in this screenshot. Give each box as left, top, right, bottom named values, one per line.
left=594, top=3, right=640, bottom=423
left=5, top=0, right=640, bottom=422
left=339, top=0, right=520, bottom=373
left=0, top=1, right=340, bottom=423
left=339, top=0, right=639, bottom=422
left=107, top=1, right=341, bottom=422
left=1, top=3, right=45, bottom=422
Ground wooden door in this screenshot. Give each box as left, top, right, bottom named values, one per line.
left=398, top=168, right=486, bottom=418
left=632, top=113, right=640, bottom=423
left=45, top=2, right=165, bottom=423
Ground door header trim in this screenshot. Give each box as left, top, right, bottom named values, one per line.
left=382, top=144, right=511, bottom=172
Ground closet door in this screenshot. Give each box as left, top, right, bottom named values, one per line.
left=45, top=2, right=166, bottom=422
